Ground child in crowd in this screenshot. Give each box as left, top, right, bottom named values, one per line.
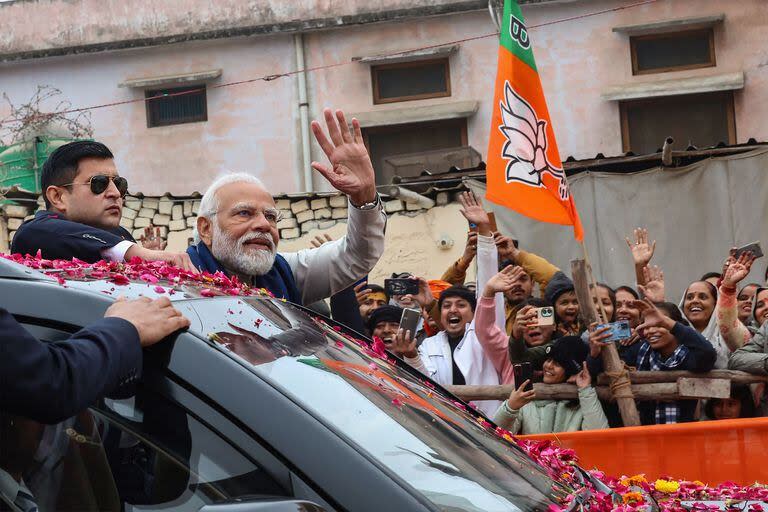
left=544, top=272, right=582, bottom=338
left=703, top=384, right=757, bottom=421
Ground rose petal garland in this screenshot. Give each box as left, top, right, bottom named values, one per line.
left=4, top=253, right=766, bottom=510
left=1, top=253, right=274, bottom=299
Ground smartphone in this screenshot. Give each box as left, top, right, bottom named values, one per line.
left=513, top=362, right=533, bottom=392
left=734, top=241, right=764, bottom=259
left=533, top=306, right=555, bottom=326
left=596, top=320, right=632, bottom=342
left=384, top=278, right=419, bottom=297
left=399, top=308, right=421, bottom=336
left=488, top=212, right=498, bottom=232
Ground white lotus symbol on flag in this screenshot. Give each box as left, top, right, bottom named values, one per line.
left=499, top=81, right=569, bottom=200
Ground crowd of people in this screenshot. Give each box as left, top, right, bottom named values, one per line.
left=355, top=215, right=768, bottom=433
left=1, top=106, right=767, bottom=443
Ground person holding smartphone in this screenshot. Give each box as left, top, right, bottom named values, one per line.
left=493, top=336, right=607, bottom=434
left=410, top=192, right=505, bottom=417
left=589, top=299, right=717, bottom=425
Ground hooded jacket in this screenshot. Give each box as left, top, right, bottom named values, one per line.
left=729, top=319, right=768, bottom=375
left=728, top=319, right=768, bottom=417
left=492, top=387, right=608, bottom=434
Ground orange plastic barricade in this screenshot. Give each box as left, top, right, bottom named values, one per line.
left=521, top=417, right=768, bottom=485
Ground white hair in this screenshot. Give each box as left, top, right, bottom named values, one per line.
left=198, top=172, right=266, bottom=219
left=194, top=172, right=266, bottom=243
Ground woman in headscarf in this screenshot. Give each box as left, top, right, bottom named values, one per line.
left=679, top=279, right=729, bottom=368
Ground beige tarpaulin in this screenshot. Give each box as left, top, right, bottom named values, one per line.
left=467, top=147, right=768, bottom=302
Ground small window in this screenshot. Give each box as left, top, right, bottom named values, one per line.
left=631, top=29, right=715, bottom=75
left=146, top=85, right=208, bottom=127
left=363, top=119, right=467, bottom=184
left=620, top=91, right=735, bottom=154
left=371, top=58, right=450, bottom=104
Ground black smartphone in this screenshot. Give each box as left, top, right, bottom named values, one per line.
left=734, top=241, right=764, bottom=259
left=513, top=362, right=533, bottom=392
left=399, top=308, right=421, bottom=336
left=384, top=278, right=419, bottom=297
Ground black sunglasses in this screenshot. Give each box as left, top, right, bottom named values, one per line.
left=62, top=175, right=129, bottom=197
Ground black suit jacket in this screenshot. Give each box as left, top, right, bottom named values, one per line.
left=0, top=307, right=142, bottom=424
left=11, top=210, right=135, bottom=263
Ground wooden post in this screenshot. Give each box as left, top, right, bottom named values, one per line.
left=571, top=258, right=641, bottom=426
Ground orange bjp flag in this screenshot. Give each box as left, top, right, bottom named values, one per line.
left=485, top=0, right=584, bottom=241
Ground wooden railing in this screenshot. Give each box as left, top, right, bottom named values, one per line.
left=446, top=370, right=767, bottom=402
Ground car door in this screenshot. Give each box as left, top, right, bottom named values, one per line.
left=0, top=278, right=430, bottom=512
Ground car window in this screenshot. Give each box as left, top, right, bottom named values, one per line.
left=184, top=297, right=569, bottom=512
left=0, top=321, right=288, bottom=512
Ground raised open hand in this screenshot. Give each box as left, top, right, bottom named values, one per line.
left=309, top=233, right=334, bottom=249
left=722, top=251, right=757, bottom=288
left=140, top=226, right=167, bottom=250
left=484, top=265, right=526, bottom=298
left=632, top=298, right=675, bottom=334
left=640, top=265, right=665, bottom=303
left=311, top=108, right=376, bottom=206
left=625, top=227, right=656, bottom=267
left=458, top=191, right=491, bottom=235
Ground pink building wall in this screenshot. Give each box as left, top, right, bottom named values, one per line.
left=1, top=0, right=765, bottom=196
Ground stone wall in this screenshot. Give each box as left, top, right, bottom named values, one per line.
left=0, top=191, right=473, bottom=283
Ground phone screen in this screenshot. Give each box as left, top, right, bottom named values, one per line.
left=513, top=363, right=533, bottom=392
left=399, top=308, right=421, bottom=336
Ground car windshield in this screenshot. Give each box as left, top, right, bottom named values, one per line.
left=176, top=295, right=569, bottom=512
left=33, top=271, right=569, bottom=512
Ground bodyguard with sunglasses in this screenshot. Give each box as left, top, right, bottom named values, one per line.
left=11, top=141, right=196, bottom=271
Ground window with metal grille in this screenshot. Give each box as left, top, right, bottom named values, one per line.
left=363, top=118, right=467, bottom=184
left=371, top=58, right=451, bottom=104
left=620, top=91, right=735, bottom=154
left=145, top=85, right=208, bottom=127
left=630, top=29, right=715, bottom=75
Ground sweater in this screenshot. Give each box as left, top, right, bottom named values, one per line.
left=716, top=284, right=752, bottom=352
left=588, top=322, right=717, bottom=424
left=474, top=296, right=516, bottom=384
left=492, top=387, right=608, bottom=435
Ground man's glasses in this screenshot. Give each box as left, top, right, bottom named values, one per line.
left=61, top=175, right=129, bottom=197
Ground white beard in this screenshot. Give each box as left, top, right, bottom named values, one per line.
left=211, top=223, right=277, bottom=277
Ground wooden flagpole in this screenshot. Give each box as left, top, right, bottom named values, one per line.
left=572, top=241, right=641, bottom=427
